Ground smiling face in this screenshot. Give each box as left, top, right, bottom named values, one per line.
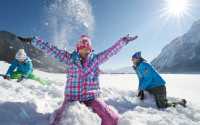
left=76, top=35, right=92, bottom=60
left=78, top=47, right=91, bottom=59
left=15, top=49, right=27, bottom=63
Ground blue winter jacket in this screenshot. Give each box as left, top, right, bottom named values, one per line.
left=6, top=57, right=33, bottom=78
left=135, top=61, right=166, bottom=91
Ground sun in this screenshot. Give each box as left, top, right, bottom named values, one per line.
left=163, top=0, right=191, bottom=18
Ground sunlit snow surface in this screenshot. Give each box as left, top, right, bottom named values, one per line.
left=0, top=61, right=200, bottom=125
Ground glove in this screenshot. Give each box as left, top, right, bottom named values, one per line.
left=137, top=90, right=144, bottom=100
left=3, top=75, right=10, bottom=80
left=17, top=76, right=25, bottom=82
left=122, top=34, right=138, bottom=44
left=17, top=36, right=33, bottom=44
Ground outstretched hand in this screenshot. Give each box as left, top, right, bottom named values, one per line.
left=17, top=36, right=33, bottom=44
left=122, top=34, right=138, bottom=44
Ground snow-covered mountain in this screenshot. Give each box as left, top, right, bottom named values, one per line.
left=0, top=61, right=200, bottom=125
left=152, top=19, right=200, bottom=73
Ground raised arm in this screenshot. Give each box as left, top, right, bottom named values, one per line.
left=18, top=36, right=71, bottom=65
left=81, top=35, right=138, bottom=78
left=96, top=35, right=138, bottom=65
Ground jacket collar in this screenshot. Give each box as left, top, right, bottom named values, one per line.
left=72, top=51, right=93, bottom=68
left=16, top=57, right=31, bottom=64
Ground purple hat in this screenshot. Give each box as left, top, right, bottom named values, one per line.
left=132, top=51, right=141, bottom=59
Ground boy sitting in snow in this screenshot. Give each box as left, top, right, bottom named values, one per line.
left=132, top=51, right=186, bottom=108
left=17, top=34, right=138, bottom=125
left=4, top=49, right=45, bottom=84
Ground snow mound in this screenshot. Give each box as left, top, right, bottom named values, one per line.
left=58, top=102, right=101, bottom=125
left=119, top=105, right=200, bottom=125
left=0, top=101, right=49, bottom=125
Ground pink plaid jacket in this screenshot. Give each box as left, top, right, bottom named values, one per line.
left=32, top=37, right=131, bottom=101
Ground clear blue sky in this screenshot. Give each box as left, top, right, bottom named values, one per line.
left=0, top=0, right=200, bottom=70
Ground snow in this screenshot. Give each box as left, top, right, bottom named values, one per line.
left=43, top=0, right=94, bottom=49
left=56, top=102, right=101, bottom=125
left=0, top=61, right=200, bottom=125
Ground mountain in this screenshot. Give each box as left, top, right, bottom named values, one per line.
left=0, top=31, right=65, bottom=73
left=152, top=19, right=200, bottom=73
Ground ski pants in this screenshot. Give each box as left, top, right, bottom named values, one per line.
left=10, top=71, right=47, bottom=85
left=147, top=85, right=169, bottom=108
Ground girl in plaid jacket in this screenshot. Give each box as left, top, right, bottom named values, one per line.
left=18, top=34, right=138, bottom=125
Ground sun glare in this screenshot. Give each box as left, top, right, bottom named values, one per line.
left=163, top=0, right=191, bottom=18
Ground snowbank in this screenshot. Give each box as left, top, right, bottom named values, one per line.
left=58, top=102, right=101, bottom=125
left=0, top=61, right=200, bottom=125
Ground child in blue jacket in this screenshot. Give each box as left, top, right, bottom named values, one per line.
left=4, top=49, right=45, bottom=84
left=4, top=49, right=33, bottom=82
left=132, top=52, right=186, bottom=108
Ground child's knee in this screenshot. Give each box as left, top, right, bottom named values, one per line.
left=107, top=107, right=119, bottom=122
left=155, top=95, right=168, bottom=108
left=102, top=108, right=119, bottom=125
left=91, top=100, right=119, bottom=125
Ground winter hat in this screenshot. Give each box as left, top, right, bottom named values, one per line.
left=76, top=35, right=92, bottom=52
left=15, top=49, right=27, bottom=61
left=132, top=51, right=142, bottom=59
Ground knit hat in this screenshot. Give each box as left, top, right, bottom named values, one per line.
left=15, top=49, right=27, bottom=62
left=132, top=51, right=142, bottom=59
left=76, top=35, right=92, bottom=52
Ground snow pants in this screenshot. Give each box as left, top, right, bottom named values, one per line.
left=51, top=95, right=119, bottom=125
left=147, top=85, right=186, bottom=108
left=147, top=85, right=169, bottom=108
left=10, top=71, right=47, bottom=85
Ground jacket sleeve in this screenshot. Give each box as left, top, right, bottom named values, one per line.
left=6, top=60, right=18, bottom=76
left=96, top=38, right=131, bottom=65
left=138, top=63, right=154, bottom=90
left=23, top=61, right=33, bottom=78
left=32, top=36, right=71, bottom=65
left=81, top=38, right=132, bottom=78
